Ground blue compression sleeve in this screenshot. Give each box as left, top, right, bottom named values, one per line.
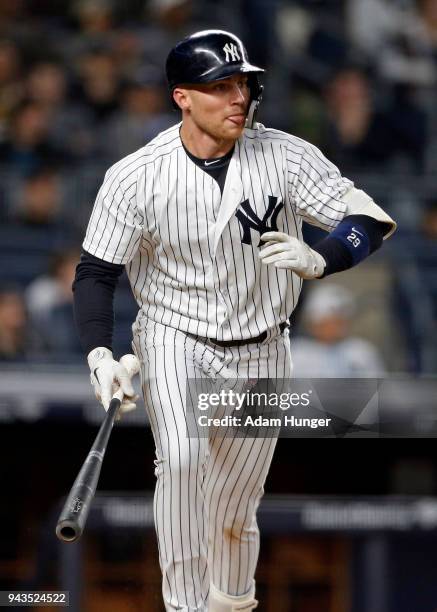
left=72, top=250, right=124, bottom=354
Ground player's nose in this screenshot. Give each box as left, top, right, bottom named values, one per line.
left=230, top=82, right=248, bottom=106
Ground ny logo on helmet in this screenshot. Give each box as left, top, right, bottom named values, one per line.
left=235, top=196, right=284, bottom=246
left=223, top=42, right=241, bottom=63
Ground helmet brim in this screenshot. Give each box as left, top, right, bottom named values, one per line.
left=203, top=62, right=264, bottom=79
left=175, top=62, right=264, bottom=88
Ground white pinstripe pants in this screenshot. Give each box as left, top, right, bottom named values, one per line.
left=133, top=319, right=292, bottom=611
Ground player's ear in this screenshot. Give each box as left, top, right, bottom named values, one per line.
left=173, top=87, right=191, bottom=111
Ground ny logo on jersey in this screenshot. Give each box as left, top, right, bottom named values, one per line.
left=223, top=42, right=241, bottom=63
left=235, top=196, right=284, bottom=246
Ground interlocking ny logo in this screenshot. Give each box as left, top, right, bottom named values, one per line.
left=235, top=196, right=284, bottom=245
left=223, top=42, right=240, bottom=62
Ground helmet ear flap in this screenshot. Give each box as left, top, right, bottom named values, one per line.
left=247, top=74, right=262, bottom=102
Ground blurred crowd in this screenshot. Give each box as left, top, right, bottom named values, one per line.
left=0, top=0, right=436, bottom=372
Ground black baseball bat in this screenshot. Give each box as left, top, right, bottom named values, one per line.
left=55, top=354, right=139, bottom=543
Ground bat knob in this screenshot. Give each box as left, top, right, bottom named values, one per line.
left=56, top=520, right=80, bottom=543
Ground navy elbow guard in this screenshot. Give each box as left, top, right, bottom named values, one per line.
left=329, top=219, right=371, bottom=265
left=313, top=215, right=384, bottom=277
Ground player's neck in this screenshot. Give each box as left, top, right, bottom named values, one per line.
left=179, top=122, right=236, bottom=159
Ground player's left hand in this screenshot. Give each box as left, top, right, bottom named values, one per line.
left=259, top=231, right=326, bottom=279
left=88, top=347, right=139, bottom=416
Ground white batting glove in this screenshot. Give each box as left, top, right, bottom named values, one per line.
left=87, top=347, right=138, bottom=415
left=259, top=231, right=326, bottom=279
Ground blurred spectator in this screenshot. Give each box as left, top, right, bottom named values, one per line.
left=322, top=65, right=427, bottom=171
left=0, top=100, right=70, bottom=175
left=348, top=0, right=437, bottom=88
left=348, top=0, right=405, bottom=60
left=0, top=288, right=30, bottom=361
left=7, top=168, right=74, bottom=247
left=148, top=0, right=195, bottom=34
left=138, top=0, right=238, bottom=66
left=25, top=249, right=82, bottom=357
left=61, top=0, right=117, bottom=61
left=0, top=39, right=23, bottom=135
left=392, top=200, right=437, bottom=372
left=277, top=2, right=349, bottom=89
left=0, top=2, right=61, bottom=67
left=0, top=1, right=28, bottom=38
left=241, top=0, right=278, bottom=67
left=73, top=0, right=114, bottom=34
left=26, top=61, right=94, bottom=159
left=103, top=66, right=174, bottom=161
left=73, top=48, right=121, bottom=124
left=61, top=0, right=148, bottom=87
left=12, top=168, right=61, bottom=226
left=292, top=283, right=386, bottom=377
left=421, top=200, right=437, bottom=240
left=111, top=29, right=144, bottom=79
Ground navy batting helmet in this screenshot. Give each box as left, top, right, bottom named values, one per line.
left=165, top=29, right=265, bottom=128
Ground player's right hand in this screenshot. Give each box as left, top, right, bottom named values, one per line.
left=259, top=231, right=326, bottom=279
left=87, top=347, right=138, bottom=414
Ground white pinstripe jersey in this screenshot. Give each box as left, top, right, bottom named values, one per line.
left=83, top=122, right=353, bottom=341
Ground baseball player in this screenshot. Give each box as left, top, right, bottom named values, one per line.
left=73, top=30, right=396, bottom=611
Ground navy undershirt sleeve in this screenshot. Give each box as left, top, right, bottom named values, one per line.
left=72, top=250, right=124, bottom=354
left=313, top=214, right=388, bottom=277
